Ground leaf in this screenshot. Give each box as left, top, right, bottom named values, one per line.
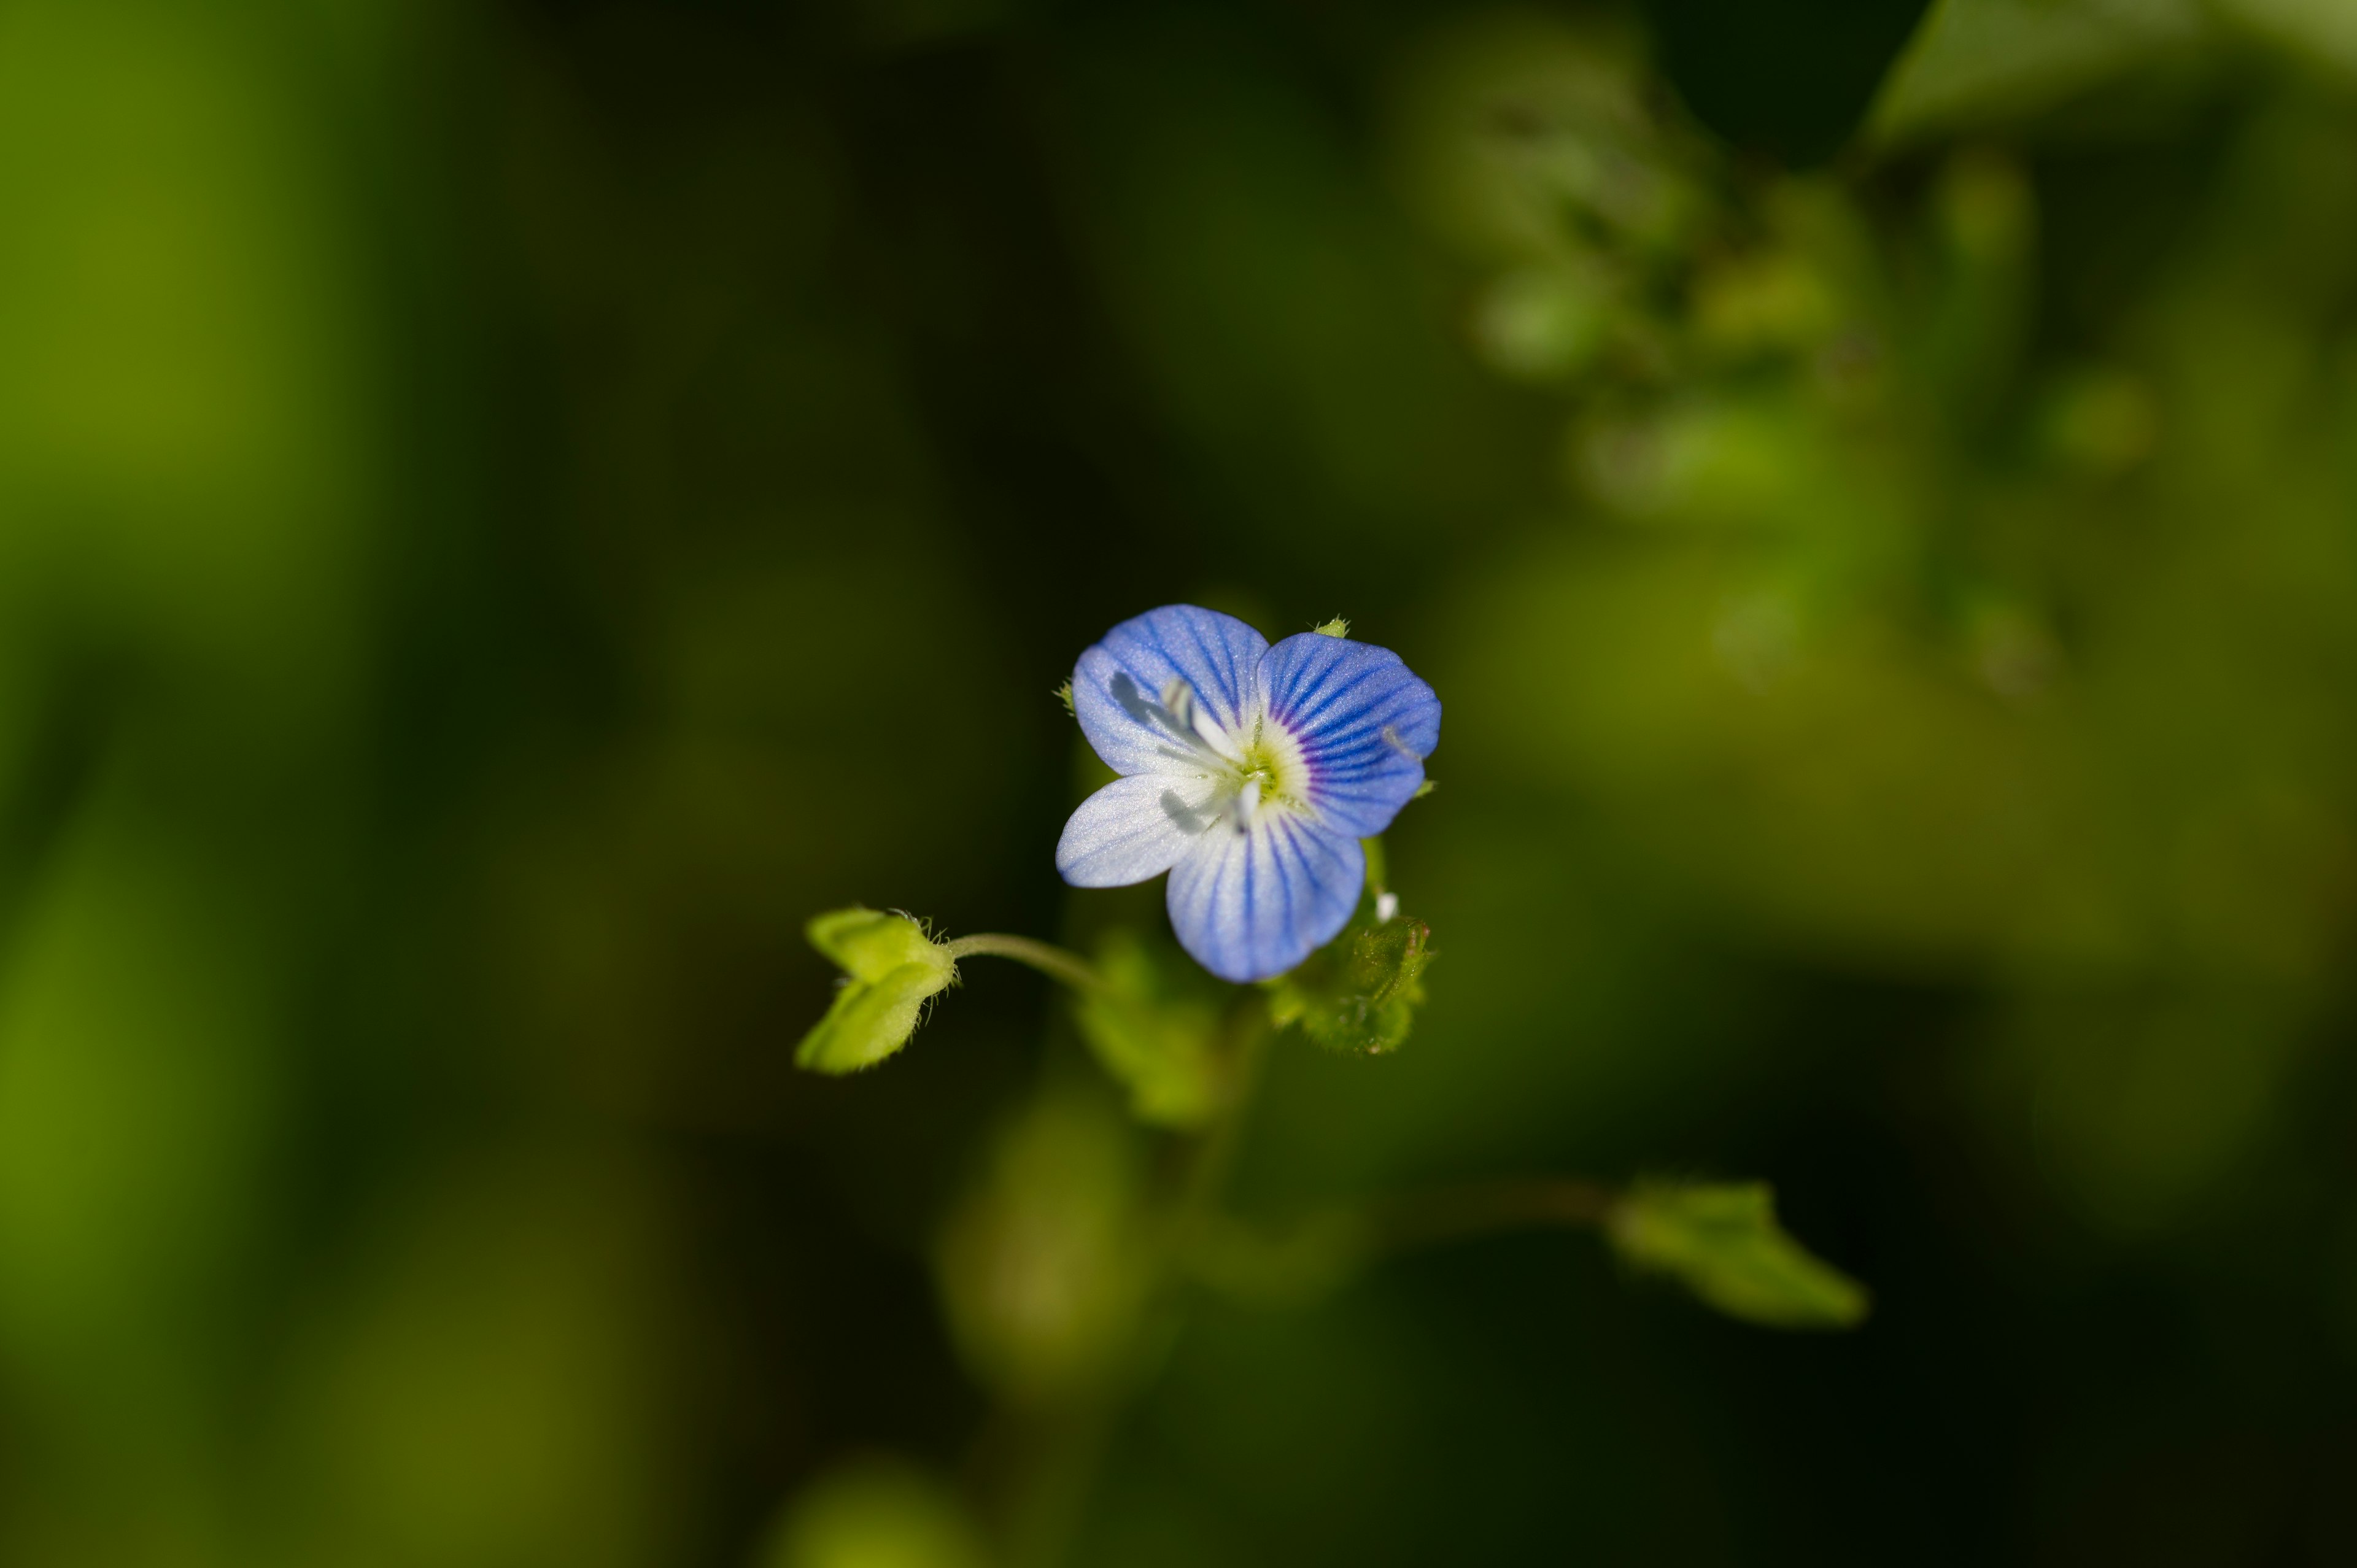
left=1070, top=931, right=1226, bottom=1128
left=1263, top=908, right=1433, bottom=1056
left=934, top=1091, right=1152, bottom=1402
left=1864, top=0, right=2214, bottom=147
left=762, top=1457, right=989, bottom=1568
left=1608, top=1180, right=1870, bottom=1330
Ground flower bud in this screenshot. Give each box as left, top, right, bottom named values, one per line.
left=795, top=909, right=958, bottom=1075
left=1607, top=1180, right=1868, bottom=1330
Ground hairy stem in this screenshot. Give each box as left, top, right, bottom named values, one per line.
left=943, top=932, right=1103, bottom=992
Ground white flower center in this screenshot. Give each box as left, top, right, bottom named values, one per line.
left=1153, top=678, right=1311, bottom=835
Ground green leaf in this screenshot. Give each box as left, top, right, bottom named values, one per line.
left=1264, top=908, right=1433, bottom=1055
left=762, top=1456, right=989, bottom=1568
left=934, top=1091, right=1151, bottom=1402
left=1070, top=931, right=1226, bottom=1129
left=1608, top=1180, right=1870, bottom=1330
left=1864, top=0, right=2213, bottom=147
left=795, top=908, right=958, bottom=1075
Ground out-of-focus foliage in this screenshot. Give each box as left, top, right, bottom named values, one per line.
left=10, top=0, right=2357, bottom=1562
left=1069, top=932, right=1227, bottom=1128
left=761, top=1458, right=989, bottom=1568
left=933, top=1090, right=1155, bottom=1408
left=1609, top=1180, right=1872, bottom=1329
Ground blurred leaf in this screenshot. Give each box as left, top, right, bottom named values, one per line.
left=1608, top=1180, right=1870, bottom=1329
left=0, top=786, right=282, bottom=1396
left=1865, top=0, right=2213, bottom=145
left=1264, top=909, right=1433, bottom=1056
left=2218, top=0, right=2357, bottom=79
left=796, top=909, right=957, bottom=1075
left=762, top=1458, right=990, bottom=1568
left=272, top=1147, right=679, bottom=1568
left=1071, top=932, right=1225, bottom=1129
left=1469, top=264, right=1614, bottom=383
left=934, top=1091, right=1153, bottom=1404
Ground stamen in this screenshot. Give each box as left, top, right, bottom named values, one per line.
left=1233, top=774, right=1262, bottom=832
left=1161, top=677, right=1196, bottom=732
left=1156, top=676, right=1245, bottom=764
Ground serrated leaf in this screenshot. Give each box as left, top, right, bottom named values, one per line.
left=1264, top=910, right=1433, bottom=1055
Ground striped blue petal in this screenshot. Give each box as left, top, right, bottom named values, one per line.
left=1258, top=631, right=1441, bottom=840
left=1072, top=605, right=1268, bottom=777
left=1166, top=815, right=1364, bottom=983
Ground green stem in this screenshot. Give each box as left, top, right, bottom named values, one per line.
left=1370, top=1176, right=1615, bottom=1249
left=1001, top=999, right=1274, bottom=1568
left=1178, top=1001, right=1274, bottom=1223
left=943, top=933, right=1103, bottom=992
left=1179, top=1176, right=1620, bottom=1304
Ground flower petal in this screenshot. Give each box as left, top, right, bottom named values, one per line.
left=1072, top=605, right=1269, bottom=777
left=1258, top=631, right=1442, bottom=839
left=1056, top=773, right=1225, bottom=888
left=1166, top=814, right=1364, bottom=983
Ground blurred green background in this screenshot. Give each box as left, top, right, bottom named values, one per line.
left=9, top=0, right=2357, bottom=1561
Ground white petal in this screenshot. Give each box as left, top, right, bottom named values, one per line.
left=1055, top=773, right=1226, bottom=888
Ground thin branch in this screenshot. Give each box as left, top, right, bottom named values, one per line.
left=942, top=933, right=1103, bottom=992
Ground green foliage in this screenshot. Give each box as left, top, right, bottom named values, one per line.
left=1608, top=1181, right=1870, bottom=1330
left=764, top=1452, right=985, bottom=1566
left=1264, top=908, right=1433, bottom=1055
left=796, top=910, right=958, bottom=1075
left=762, top=1457, right=989, bottom=1568
left=1866, top=0, right=2209, bottom=146
left=1070, top=932, right=1226, bottom=1129
left=934, top=1092, right=1152, bottom=1405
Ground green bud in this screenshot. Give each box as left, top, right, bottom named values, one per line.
left=1264, top=909, right=1433, bottom=1055
left=1312, top=616, right=1351, bottom=638
left=1071, top=931, right=1226, bottom=1129
left=796, top=908, right=959, bottom=1075
left=1053, top=679, right=1075, bottom=715
left=1607, top=1180, right=1869, bottom=1330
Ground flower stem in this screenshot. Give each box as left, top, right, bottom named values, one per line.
left=1178, top=1176, right=1620, bottom=1304
left=942, top=933, right=1103, bottom=992
left=1369, top=1175, right=1616, bottom=1249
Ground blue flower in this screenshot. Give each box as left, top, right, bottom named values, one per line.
left=1056, top=606, right=1441, bottom=983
